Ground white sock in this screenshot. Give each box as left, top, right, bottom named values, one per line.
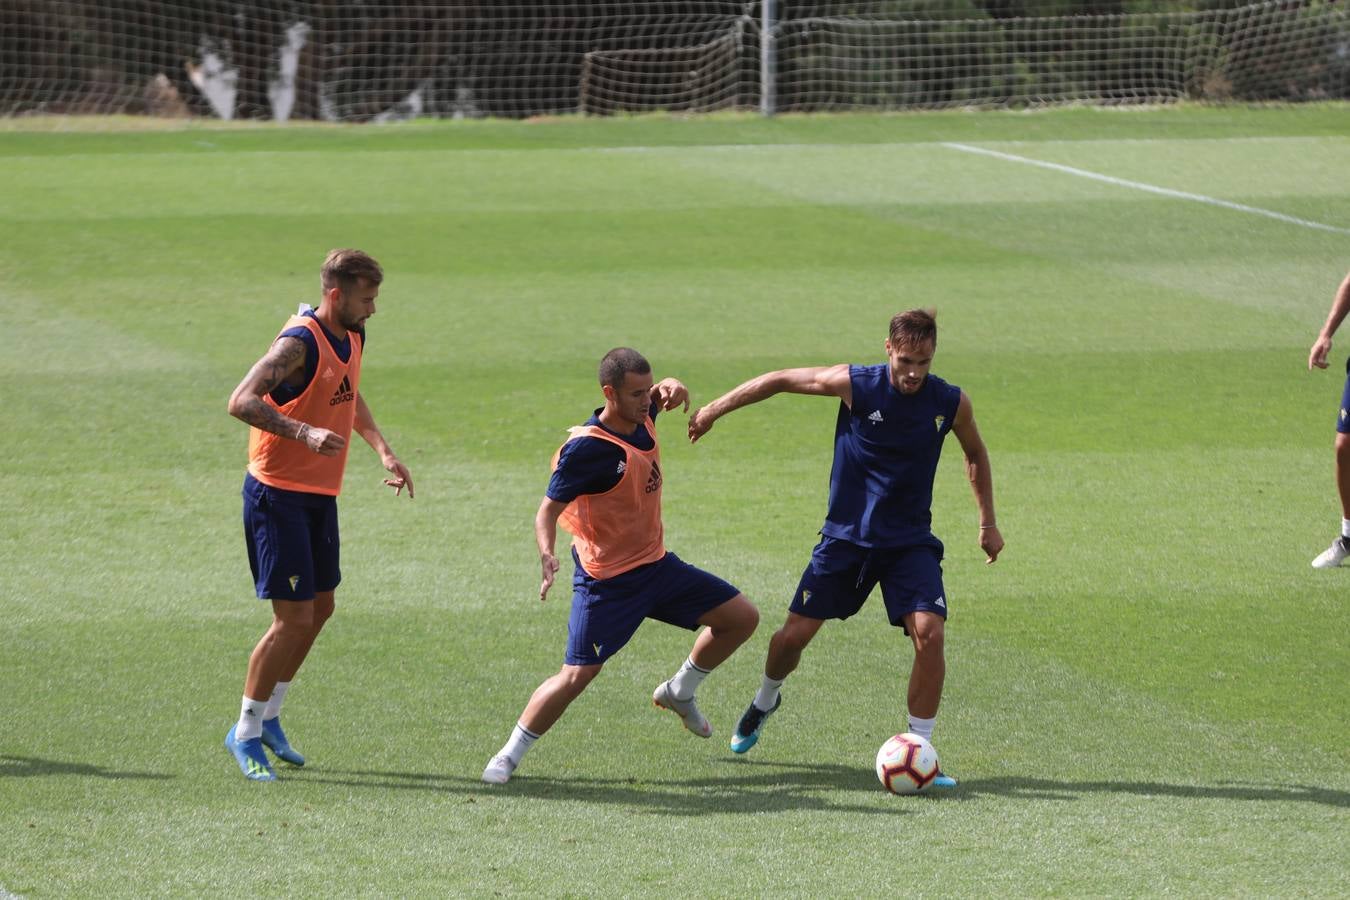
left=907, top=714, right=936, bottom=743
left=497, top=723, right=540, bottom=766
left=263, top=681, right=291, bottom=721
left=1340, top=518, right=1350, bottom=539
left=236, top=695, right=267, bottom=741
left=753, top=675, right=784, bottom=712
left=670, top=656, right=711, bottom=700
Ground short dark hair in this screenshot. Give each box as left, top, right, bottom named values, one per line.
left=598, top=347, right=651, bottom=388
left=889, top=308, right=937, bottom=348
left=321, top=248, right=383, bottom=294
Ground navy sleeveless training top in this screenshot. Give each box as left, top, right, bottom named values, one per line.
left=820, top=364, right=962, bottom=548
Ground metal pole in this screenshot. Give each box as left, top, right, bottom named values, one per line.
left=760, top=0, right=776, bottom=116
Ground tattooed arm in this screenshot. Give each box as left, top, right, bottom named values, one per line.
left=227, top=336, right=346, bottom=456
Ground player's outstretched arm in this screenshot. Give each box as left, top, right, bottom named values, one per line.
left=228, top=336, right=346, bottom=457
left=951, top=391, right=1003, bottom=565
left=688, top=364, right=852, bottom=443
left=354, top=392, right=414, bottom=498
left=535, top=497, right=568, bottom=601
left=1309, top=272, right=1350, bottom=370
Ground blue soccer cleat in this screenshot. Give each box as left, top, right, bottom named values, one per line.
left=730, top=694, right=781, bottom=754
left=931, top=771, right=958, bottom=789
left=260, top=717, right=305, bottom=767
left=225, top=724, right=276, bottom=782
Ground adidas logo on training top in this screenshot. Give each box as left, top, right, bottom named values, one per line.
left=616, top=460, right=627, bottom=475
left=329, top=374, right=354, bottom=406
left=868, top=410, right=884, bottom=424
left=644, top=461, right=663, bottom=494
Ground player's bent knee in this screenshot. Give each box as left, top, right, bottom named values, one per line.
left=741, top=599, right=761, bottom=633
left=313, top=592, right=336, bottom=623
left=725, top=594, right=759, bottom=635
left=558, top=664, right=602, bottom=694
left=910, top=623, right=945, bottom=657
left=700, top=594, right=758, bottom=638
left=776, top=619, right=819, bottom=653
left=272, top=604, right=315, bottom=632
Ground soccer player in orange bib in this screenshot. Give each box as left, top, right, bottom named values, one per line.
left=224, top=248, right=413, bottom=781
left=481, top=348, right=759, bottom=784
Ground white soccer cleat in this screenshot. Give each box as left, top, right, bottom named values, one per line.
left=652, top=680, right=713, bottom=738
left=1311, top=537, right=1350, bottom=569
left=481, top=754, right=517, bottom=784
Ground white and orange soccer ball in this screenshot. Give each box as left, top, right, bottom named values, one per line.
left=874, top=732, right=940, bottom=794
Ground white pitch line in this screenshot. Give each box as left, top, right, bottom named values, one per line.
left=943, top=141, right=1350, bottom=236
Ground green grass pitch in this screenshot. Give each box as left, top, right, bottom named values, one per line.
left=1, top=105, right=1347, bottom=896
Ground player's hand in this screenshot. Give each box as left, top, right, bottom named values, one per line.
left=980, top=525, right=1004, bottom=565
left=539, top=552, right=560, bottom=601
left=304, top=425, right=346, bottom=456
left=382, top=455, right=414, bottom=498
left=688, top=407, right=715, bottom=443
left=1309, top=336, right=1333, bottom=370
left=653, top=378, right=690, bottom=413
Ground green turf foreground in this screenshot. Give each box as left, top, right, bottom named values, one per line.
left=1, top=105, right=1347, bottom=896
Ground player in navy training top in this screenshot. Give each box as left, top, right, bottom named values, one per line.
left=1307, top=271, right=1350, bottom=568
left=687, top=309, right=1003, bottom=787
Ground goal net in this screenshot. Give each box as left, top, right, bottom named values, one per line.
left=0, top=1, right=1345, bottom=121
left=772, top=0, right=1350, bottom=111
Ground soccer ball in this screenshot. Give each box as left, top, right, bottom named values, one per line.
left=875, top=732, right=939, bottom=794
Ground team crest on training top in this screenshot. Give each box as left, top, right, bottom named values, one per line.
left=934, top=415, right=945, bottom=432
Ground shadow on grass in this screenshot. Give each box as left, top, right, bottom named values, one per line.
left=0, top=755, right=174, bottom=781
left=287, top=760, right=1348, bottom=814
left=293, top=756, right=912, bottom=816
left=950, top=777, right=1348, bottom=809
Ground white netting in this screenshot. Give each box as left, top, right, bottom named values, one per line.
left=0, top=1, right=1346, bottom=121
left=0, top=1, right=753, bottom=121
left=775, top=1, right=1350, bottom=110
left=580, top=27, right=750, bottom=114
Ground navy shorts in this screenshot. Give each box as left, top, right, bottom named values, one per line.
left=789, top=536, right=947, bottom=633
left=1338, top=358, right=1350, bottom=434
left=242, top=472, right=341, bottom=601
left=565, top=549, right=741, bottom=666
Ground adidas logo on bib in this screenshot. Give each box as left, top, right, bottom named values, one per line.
left=330, top=375, right=354, bottom=406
